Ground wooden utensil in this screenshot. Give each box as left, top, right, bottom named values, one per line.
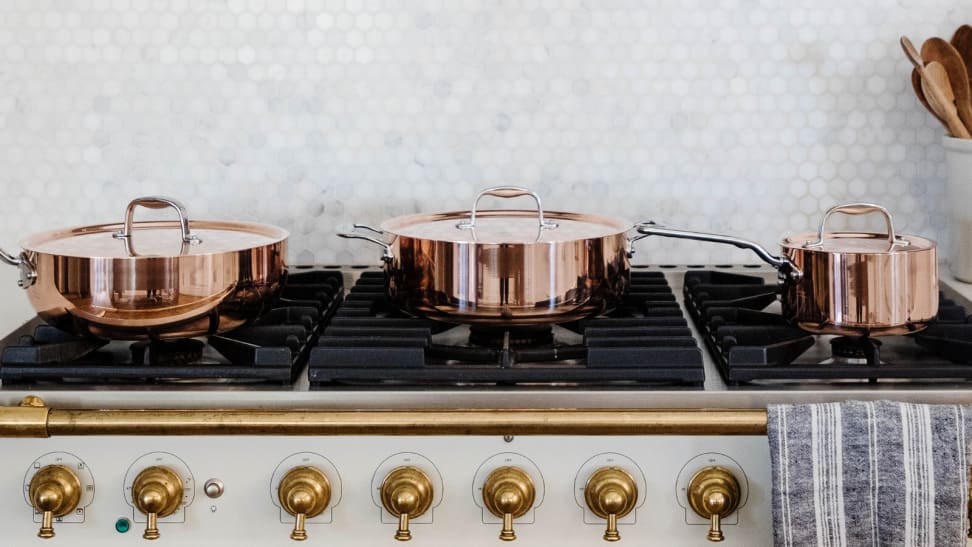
left=900, top=36, right=961, bottom=134
left=900, top=35, right=924, bottom=69
left=921, top=61, right=971, bottom=138
left=921, top=37, right=972, bottom=132
left=912, top=68, right=947, bottom=125
left=950, top=24, right=972, bottom=89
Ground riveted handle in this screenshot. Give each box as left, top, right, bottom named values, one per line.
left=0, top=248, right=36, bottom=289
left=113, top=196, right=201, bottom=256
left=806, top=203, right=904, bottom=248
left=457, top=186, right=558, bottom=232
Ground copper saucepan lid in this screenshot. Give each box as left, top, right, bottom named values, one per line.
left=780, top=203, right=935, bottom=254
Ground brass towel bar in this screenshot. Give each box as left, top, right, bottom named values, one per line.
left=0, top=397, right=769, bottom=438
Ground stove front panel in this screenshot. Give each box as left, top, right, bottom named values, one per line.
left=0, top=435, right=772, bottom=546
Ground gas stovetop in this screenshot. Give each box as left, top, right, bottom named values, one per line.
left=0, top=265, right=971, bottom=409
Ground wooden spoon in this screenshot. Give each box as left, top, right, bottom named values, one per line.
left=912, top=68, right=947, bottom=125
left=901, top=36, right=953, bottom=131
left=950, top=24, right=972, bottom=89
left=921, top=61, right=972, bottom=138
left=900, top=35, right=924, bottom=69
left=921, top=37, right=972, bottom=132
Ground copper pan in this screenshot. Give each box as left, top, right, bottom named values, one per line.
left=638, top=203, right=938, bottom=336
left=339, top=187, right=653, bottom=325
left=0, top=197, right=287, bottom=340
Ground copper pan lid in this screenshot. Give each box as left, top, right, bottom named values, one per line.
left=20, top=197, right=287, bottom=259
left=380, top=186, right=630, bottom=244
left=780, top=203, right=935, bottom=254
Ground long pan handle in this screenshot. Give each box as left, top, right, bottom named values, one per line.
left=635, top=222, right=801, bottom=280
left=337, top=224, right=394, bottom=262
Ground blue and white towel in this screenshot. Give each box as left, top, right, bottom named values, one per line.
left=768, top=401, right=970, bottom=547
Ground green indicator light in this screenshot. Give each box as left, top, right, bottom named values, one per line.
left=115, top=517, right=131, bottom=533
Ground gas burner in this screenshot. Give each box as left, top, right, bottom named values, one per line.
left=309, top=270, right=705, bottom=387
left=133, top=339, right=206, bottom=366
left=0, top=268, right=344, bottom=385
left=828, top=337, right=881, bottom=365
left=683, top=270, right=972, bottom=384
left=468, top=325, right=554, bottom=348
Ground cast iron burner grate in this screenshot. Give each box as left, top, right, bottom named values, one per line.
left=683, top=270, right=972, bottom=385
left=308, top=270, right=705, bottom=388
left=0, top=267, right=344, bottom=385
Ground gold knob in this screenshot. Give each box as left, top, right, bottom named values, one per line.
left=131, top=466, right=184, bottom=541
left=482, top=466, right=536, bottom=541
left=278, top=466, right=331, bottom=541
left=687, top=466, right=741, bottom=542
left=380, top=466, right=434, bottom=541
left=584, top=467, right=638, bottom=542
left=29, top=465, right=82, bottom=539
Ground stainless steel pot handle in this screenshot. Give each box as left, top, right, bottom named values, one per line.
left=337, top=224, right=394, bottom=262
left=112, top=196, right=202, bottom=256
left=0, top=248, right=36, bottom=289
left=635, top=222, right=802, bottom=281
left=805, top=203, right=908, bottom=248
left=457, top=186, right=559, bottom=231
left=0, top=249, right=18, bottom=266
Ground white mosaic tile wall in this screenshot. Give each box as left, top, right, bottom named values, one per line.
left=0, top=0, right=969, bottom=265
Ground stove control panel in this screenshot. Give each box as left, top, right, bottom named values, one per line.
left=0, top=436, right=772, bottom=546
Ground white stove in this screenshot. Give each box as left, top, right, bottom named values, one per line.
left=0, top=265, right=969, bottom=546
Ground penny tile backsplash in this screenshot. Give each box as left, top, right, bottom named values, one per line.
left=0, top=0, right=969, bottom=265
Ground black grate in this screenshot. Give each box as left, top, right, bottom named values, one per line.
left=683, top=270, right=972, bottom=385
left=308, top=270, right=705, bottom=388
left=0, top=267, right=344, bottom=385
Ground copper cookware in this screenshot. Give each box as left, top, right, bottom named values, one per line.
left=638, top=203, right=938, bottom=336
left=340, top=187, right=650, bottom=325
left=0, top=197, right=287, bottom=340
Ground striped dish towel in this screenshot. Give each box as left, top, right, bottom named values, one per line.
left=768, top=401, right=971, bottom=547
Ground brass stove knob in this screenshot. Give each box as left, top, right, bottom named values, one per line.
left=584, top=467, right=638, bottom=542
left=380, top=466, right=434, bottom=541
left=278, top=466, right=331, bottom=541
left=28, top=465, right=82, bottom=539
left=687, top=466, right=741, bottom=542
left=131, top=466, right=184, bottom=540
left=482, top=466, right=536, bottom=541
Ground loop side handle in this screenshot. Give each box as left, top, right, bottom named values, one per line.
left=457, top=186, right=558, bottom=231
left=0, top=248, right=20, bottom=266
left=807, top=203, right=902, bottom=247
left=112, top=196, right=201, bottom=246
left=337, top=224, right=394, bottom=262
left=635, top=222, right=801, bottom=280
left=1, top=248, right=37, bottom=288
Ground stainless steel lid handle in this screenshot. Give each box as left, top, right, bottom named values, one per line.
left=337, top=224, right=394, bottom=262
left=635, top=222, right=802, bottom=281
left=457, top=186, right=559, bottom=231
left=806, top=202, right=906, bottom=248
left=112, top=196, right=202, bottom=246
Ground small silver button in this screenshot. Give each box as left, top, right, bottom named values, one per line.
left=203, top=479, right=224, bottom=499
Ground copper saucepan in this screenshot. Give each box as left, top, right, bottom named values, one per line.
left=638, top=203, right=938, bottom=336
left=0, top=196, right=287, bottom=340
left=339, top=186, right=655, bottom=325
